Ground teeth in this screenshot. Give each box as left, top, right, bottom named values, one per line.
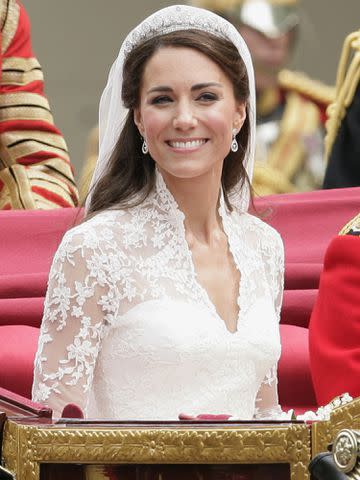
left=169, top=139, right=206, bottom=149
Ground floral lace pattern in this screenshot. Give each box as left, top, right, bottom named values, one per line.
left=32, top=171, right=284, bottom=419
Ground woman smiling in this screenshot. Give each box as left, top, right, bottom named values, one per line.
left=32, top=5, right=284, bottom=421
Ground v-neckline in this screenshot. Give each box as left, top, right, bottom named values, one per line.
left=155, top=170, right=242, bottom=334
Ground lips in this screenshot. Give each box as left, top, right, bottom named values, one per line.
left=167, top=139, right=207, bottom=149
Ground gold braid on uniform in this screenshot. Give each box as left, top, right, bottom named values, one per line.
left=253, top=70, right=334, bottom=195
left=339, top=212, right=360, bottom=236
left=325, top=30, right=360, bottom=159
left=0, top=0, right=19, bottom=54
left=252, top=163, right=296, bottom=196
left=0, top=0, right=79, bottom=209
left=278, top=69, right=335, bottom=107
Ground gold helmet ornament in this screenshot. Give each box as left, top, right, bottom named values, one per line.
left=192, top=0, right=300, bottom=38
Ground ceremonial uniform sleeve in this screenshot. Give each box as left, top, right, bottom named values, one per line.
left=0, top=0, right=78, bottom=209
left=309, top=233, right=360, bottom=405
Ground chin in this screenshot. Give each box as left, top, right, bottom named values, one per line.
left=158, top=162, right=215, bottom=182
left=164, top=168, right=208, bottom=181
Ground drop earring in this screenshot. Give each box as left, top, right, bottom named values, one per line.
left=231, top=129, right=238, bottom=153
left=142, top=138, right=148, bottom=155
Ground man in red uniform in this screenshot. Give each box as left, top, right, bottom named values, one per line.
left=309, top=30, right=360, bottom=405
left=0, top=0, right=78, bottom=209
left=309, top=215, right=360, bottom=405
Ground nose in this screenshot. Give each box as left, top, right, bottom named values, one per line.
left=173, top=100, right=197, bottom=130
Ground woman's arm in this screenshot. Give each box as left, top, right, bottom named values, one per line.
left=32, top=228, right=117, bottom=417
left=254, top=230, right=285, bottom=419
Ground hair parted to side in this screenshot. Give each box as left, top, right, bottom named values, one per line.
left=86, top=29, right=251, bottom=216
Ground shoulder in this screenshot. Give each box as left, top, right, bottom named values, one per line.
left=56, top=210, right=124, bottom=254
left=240, top=212, right=284, bottom=247
left=230, top=211, right=284, bottom=266
left=230, top=211, right=284, bottom=282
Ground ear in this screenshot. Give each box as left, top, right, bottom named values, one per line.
left=134, top=108, right=145, bottom=136
left=233, top=102, right=247, bottom=131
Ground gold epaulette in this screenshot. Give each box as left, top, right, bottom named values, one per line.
left=278, top=69, right=335, bottom=106
left=325, top=30, right=360, bottom=159
left=252, top=163, right=297, bottom=196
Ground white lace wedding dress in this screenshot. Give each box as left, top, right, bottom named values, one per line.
left=32, top=172, right=284, bottom=420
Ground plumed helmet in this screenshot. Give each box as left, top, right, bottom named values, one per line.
left=191, top=0, right=300, bottom=38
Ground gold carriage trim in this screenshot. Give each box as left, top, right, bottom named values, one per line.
left=2, top=397, right=360, bottom=480
left=325, top=30, right=360, bottom=159
left=2, top=421, right=311, bottom=480
left=332, top=429, right=360, bottom=475
left=312, top=397, right=360, bottom=457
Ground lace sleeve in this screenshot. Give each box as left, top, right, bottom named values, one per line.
left=32, top=227, right=117, bottom=417
left=254, top=230, right=284, bottom=419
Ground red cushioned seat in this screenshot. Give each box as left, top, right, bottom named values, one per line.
left=0, top=325, right=39, bottom=398
left=0, top=208, right=78, bottom=399
left=279, top=324, right=316, bottom=412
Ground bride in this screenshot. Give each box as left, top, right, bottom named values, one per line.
left=32, top=5, right=284, bottom=420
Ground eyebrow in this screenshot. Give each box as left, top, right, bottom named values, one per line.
left=146, top=82, right=223, bottom=94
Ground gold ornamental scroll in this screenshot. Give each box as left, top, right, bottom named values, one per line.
left=312, top=397, right=360, bottom=457
left=2, top=419, right=311, bottom=480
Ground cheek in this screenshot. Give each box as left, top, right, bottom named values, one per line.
left=141, top=110, right=168, bottom=141
left=206, top=108, right=234, bottom=139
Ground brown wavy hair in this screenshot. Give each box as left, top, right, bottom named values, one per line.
left=86, top=29, right=251, bottom=216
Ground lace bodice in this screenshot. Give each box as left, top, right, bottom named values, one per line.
left=32, top=172, right=284, bottom=419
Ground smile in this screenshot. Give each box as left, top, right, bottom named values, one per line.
left=167, top=139, right=207, bottom=149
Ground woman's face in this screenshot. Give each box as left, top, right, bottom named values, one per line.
left=134, top=46, right=246, bottom=182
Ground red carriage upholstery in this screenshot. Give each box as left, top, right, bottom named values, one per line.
left=0, top=208, right=80, bottom=398
left=0, top=188, right=359, bottom=413
left=253, top=187, right=360, bottom=412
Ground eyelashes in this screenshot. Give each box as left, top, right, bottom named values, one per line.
left=150, top=95, right=172, bottom=105
left=198, top=92, right=218, bottom=101
left=149, top=92, right=220, bottom=105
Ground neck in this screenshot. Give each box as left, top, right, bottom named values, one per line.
left=158, top=167, right=223, bottom=243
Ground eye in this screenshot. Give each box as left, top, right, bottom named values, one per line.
left=197, top=92, right=218, bottom=102
left=150, top=95, right=173, bottom=105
